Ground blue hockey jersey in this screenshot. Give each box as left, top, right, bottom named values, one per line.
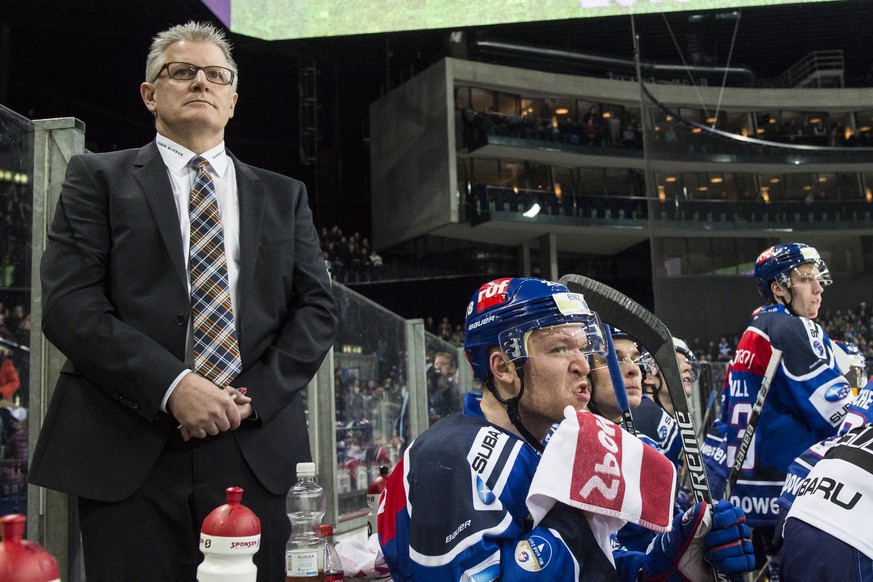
left=378, top=393, right=654, bottom=581
left=702, top=304, right=852, bottom=526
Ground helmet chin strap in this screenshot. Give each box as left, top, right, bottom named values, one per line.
left=486, top=363, right=545, bottom=453
left=777, top=287, right=801, bottom=317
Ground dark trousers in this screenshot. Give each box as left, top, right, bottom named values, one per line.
left=77, top=430, right=291, bottom=582
left=781, top=517, right=873, bottom=582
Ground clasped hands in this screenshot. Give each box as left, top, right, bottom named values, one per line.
left=169, top=372, right=253, bottom=441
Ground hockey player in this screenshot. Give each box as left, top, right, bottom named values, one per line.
left=378, top=277, right=754, bottom=581
left=776, top=379, right=873, bottom=581
left=640, top=338, right=699, bottom=416
left=776, top=383, right=873, bottom=582
left=780, top=421, right=873, bottom=581
left=586, top=328, right=645, bottom=423
left=587, top=330, right=682, bottom=468
left=701, top=242, right=853, bottom=577
left=674, top=338, right=700, bottom=402
left=586, top=328, right=684, bottom=554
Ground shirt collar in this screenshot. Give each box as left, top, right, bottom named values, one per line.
left=155, top=134, right=230, bottom=178
left=464, top=392, right=485, bottom=418
left=757, top=303, right=789, bottom=317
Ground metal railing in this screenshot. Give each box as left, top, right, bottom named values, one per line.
left=774, top=50, right=845, bottom=88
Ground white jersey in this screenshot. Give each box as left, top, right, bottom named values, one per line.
left=787, top=423, right=873, bottom=561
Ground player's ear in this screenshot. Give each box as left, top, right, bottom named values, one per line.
left=771, top=280, right=787, bottom=303
left=489, top=348, right=516, bottom=384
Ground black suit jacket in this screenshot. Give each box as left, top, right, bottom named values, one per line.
left=30, top=142, right=338, bottom=502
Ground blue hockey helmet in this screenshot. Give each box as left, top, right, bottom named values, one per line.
left=608, top=326, right=635, bottom=342
left=598, top=326, right=655, bottom=372
left=753, top=243, right=831, bottom=303
left=464, top=277, right=606, bottom=382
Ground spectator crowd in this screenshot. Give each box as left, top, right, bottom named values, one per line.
left=819, top=301, right=873, bottom=355
left=0, top=182, right=31, bottom=291
left=460, top=104, right=643, bottom=152
left=319, top=225, right=383, bottom=284
left=417, top=301, right=873, bottom=373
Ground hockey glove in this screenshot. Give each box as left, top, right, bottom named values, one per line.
left=641, top=501, right=712, bottom=582
left=640, top=500, right=754, bottom=581
left=703, top=500, right=755, bottom=575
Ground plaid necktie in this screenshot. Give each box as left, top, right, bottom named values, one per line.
left=189, top=156, right=242, bottom=387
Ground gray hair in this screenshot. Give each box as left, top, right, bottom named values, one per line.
left=145, top=21, right=238, bottom=91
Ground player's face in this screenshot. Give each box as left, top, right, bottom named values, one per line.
left=521, top=324, right=592, bottom=425
left=677, top=353, right=695, bottom=397
left=784, top=265, right=826, bottom=318
left=642, top=360, right=660, bottom=396
left=588, top=338, right=643, bottom=421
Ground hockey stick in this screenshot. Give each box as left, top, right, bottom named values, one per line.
left=561, top=274, right=731, bottom=582
left=604, top=323, right=637, bottom=435
left=724, top=348, right=783, bottom=500
left=560, top=274, right=715, bottom=504
left=676, top=388, right=718, bottom=493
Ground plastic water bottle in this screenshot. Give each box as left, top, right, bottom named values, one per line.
left=366, top=465, right=390, bottom=537
left=285, top=462, right=325, bottom=581
left=197, top=487, right=261, bottom=582
left=0, top=514, right=60, bottom=582
left=320, top=524, right=344, bottom=582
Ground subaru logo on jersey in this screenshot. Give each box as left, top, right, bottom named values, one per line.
left=476, top=476, right=496, bottom=505
left=811, top=379, right=853, bottom=426
left=470, top=427, right=507, bottom=475
left=514, top=536, right=552, bottom=572
left=825, top=383, right=851, bottom=402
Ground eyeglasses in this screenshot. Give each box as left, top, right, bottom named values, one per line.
left=155, top=62, right=235, bottom=86
left=589, top=353, right=651, bottom=372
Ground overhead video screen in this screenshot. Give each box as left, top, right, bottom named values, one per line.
left=201, top=0, right=843, bottom=41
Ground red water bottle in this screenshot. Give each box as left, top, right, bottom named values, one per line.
left=0, top=514, right=60, bottom=582
left=366, top=465, right=390, bottom=537
left=320, top=524, right=344, bottom=582
left=197, top=486, right=261, bottom=582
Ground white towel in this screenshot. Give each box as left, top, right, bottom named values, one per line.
left=528, top=407, right=676, bottom=533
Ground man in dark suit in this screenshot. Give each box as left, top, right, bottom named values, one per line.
left=29, top=21, right=338, bottom=581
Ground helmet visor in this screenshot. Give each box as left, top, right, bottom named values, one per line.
left=782, top=264, right=832, bottom=289
left=637, top=349, right=658, bottom=376
left=589, top=349, right=653, bottom=372
left=774, top=250, right=831, bottom=291
left=498, top=316, right=606, bottom=367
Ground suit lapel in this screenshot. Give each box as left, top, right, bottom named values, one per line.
left=232, top=154, right=265, bottom=324
left=132, top=143, right=187, bottom=289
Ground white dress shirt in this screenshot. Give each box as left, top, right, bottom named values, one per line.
left=154, top=133, right=241, bottom=411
